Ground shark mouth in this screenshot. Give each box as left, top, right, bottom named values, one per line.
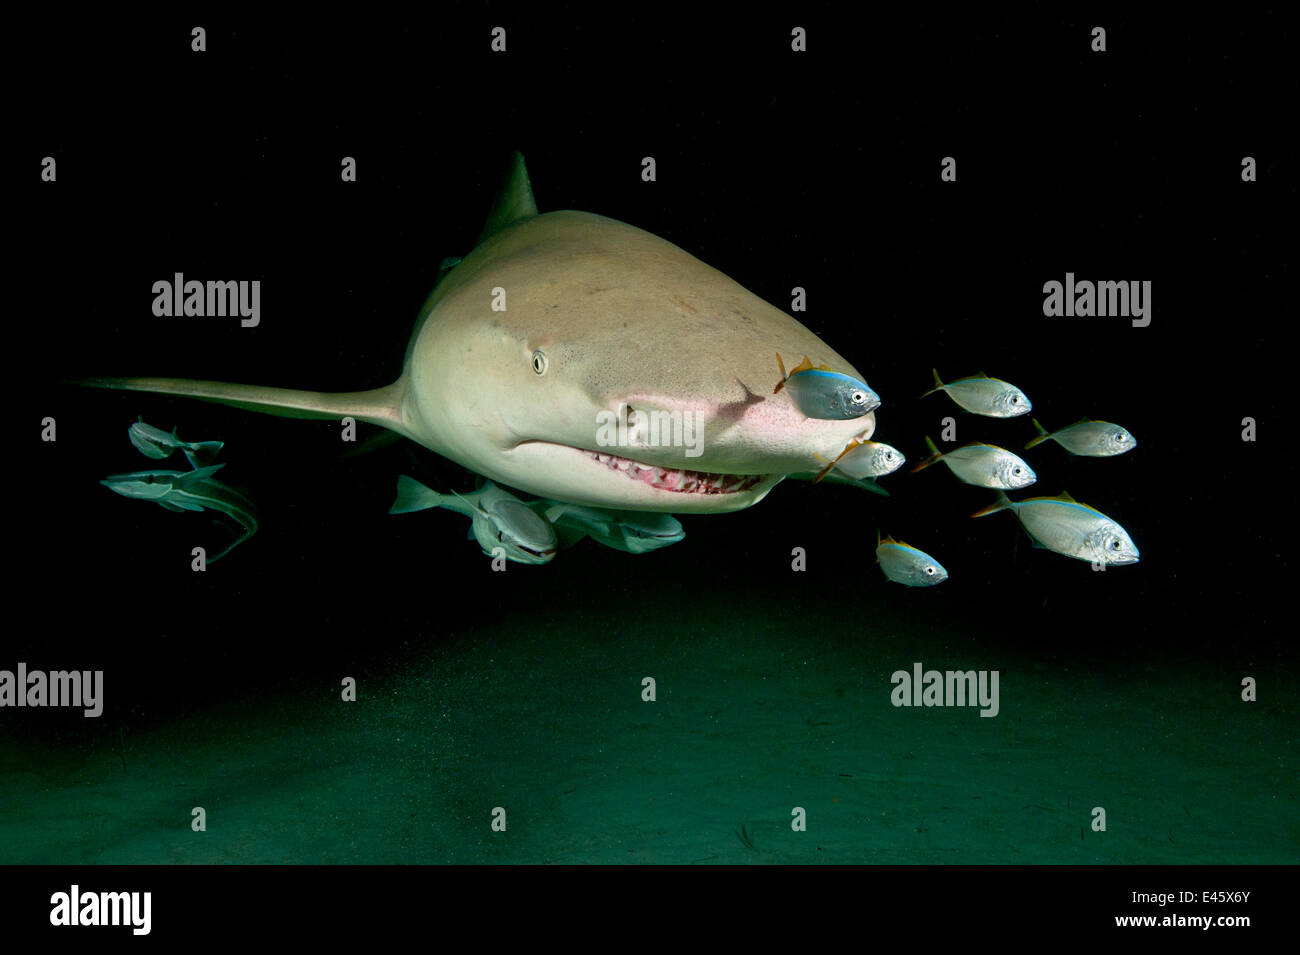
left=585, top=450, right=764, bottom=495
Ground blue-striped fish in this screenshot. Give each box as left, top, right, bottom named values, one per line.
left=876, top=532, right=949, bottom=587
left=813, top=439, right=905, bottom=487
left=1025, top=418, right=1136, bottom=456
left=913, top=436, right=1036, bottom=489
left=774, top=353, right=880, bottom=420
left=971, top=490, right=1138, bottom=565
left=922, top=369, right=1030, bottom=417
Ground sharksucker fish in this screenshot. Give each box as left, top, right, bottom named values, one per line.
left=100, top=464, right=259, bottom=563
left=72, top=152, right=876, bottom=514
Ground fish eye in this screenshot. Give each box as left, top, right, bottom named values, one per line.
left=1110, top=539, right=1121, bottom=549
left=925, top=566, right=935, bottom=575
left=1013, top=467, right=1022, bottom=475
left=850, top=390, right=867, bottom=404
left=531, top=350, right=548, bottom=375
left=1010, top=395, right=1020, bottom=403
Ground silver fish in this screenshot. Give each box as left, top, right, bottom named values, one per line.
left=808, top=439, right=905, bottom=495
left=100, top=464, right=258, bottom=562
left=127, top=417, right=223, bottom=468
left=876, top=532, right=948, bottom=587
left=922, top=369, right=1031, bottom=418
left=390, top=475, right=556, bottom=564
left=913, top=436, right=1036, bottom=489
left=972, top=490, right=1139, bottom=565
left=1025, top=418, right=1136, bottom=456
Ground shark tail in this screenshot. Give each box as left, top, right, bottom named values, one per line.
left=389, top=475, right=444, bottom=515
left=68, top=377, right=408, bottom=433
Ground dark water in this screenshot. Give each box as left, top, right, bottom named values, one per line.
left=6, top=11, right=1294, bottom=865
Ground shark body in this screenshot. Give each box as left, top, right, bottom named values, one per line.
left=76, top=154, right=876, bottom=513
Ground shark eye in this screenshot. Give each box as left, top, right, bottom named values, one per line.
left=531, top=350, right=548, bottom=375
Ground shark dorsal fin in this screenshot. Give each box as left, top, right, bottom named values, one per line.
left=477, top=151, right=539, bottom=245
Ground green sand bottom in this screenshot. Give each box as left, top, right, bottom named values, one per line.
left=1, top=594, right=1293, bottom=864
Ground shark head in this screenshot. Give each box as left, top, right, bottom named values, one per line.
left=402, top=208, right=877, bottom=512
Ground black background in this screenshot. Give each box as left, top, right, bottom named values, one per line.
left=12, top=8, right=1294, bottom=782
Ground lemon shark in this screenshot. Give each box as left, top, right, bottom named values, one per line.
left=76, top=153, right=877, bottom=513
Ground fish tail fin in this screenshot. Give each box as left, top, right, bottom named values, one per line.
left=811, top=452, right=837, bottom=484
left=971, top=490, right=1013, bottom=519
left=1024, top=418, right=1052, bottom=449
left=183, top=440, right=225, bottom=468
left=178, top=463, right=226, bottom=486
left=389, top=475, right=443, bottom=514
left=67, top=377, right=409, bottom=435
left=920, top=368, right=945, bottom=398
left=911, top=436, right=943, bottom=473
left=773, top=352, right=789, bottom=394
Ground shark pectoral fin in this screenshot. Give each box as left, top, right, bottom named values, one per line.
left=158, top=501, right=186, bottom=513
left=466, top=526, right=477, bottom=541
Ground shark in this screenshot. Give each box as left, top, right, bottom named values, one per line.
left=74, top=153, right=878, bottom=514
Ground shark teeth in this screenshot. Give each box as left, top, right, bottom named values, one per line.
left=585, top=450, right=763, bottom=495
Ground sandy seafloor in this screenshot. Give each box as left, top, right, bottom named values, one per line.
left=3, top=537, right=1292, bottom=864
